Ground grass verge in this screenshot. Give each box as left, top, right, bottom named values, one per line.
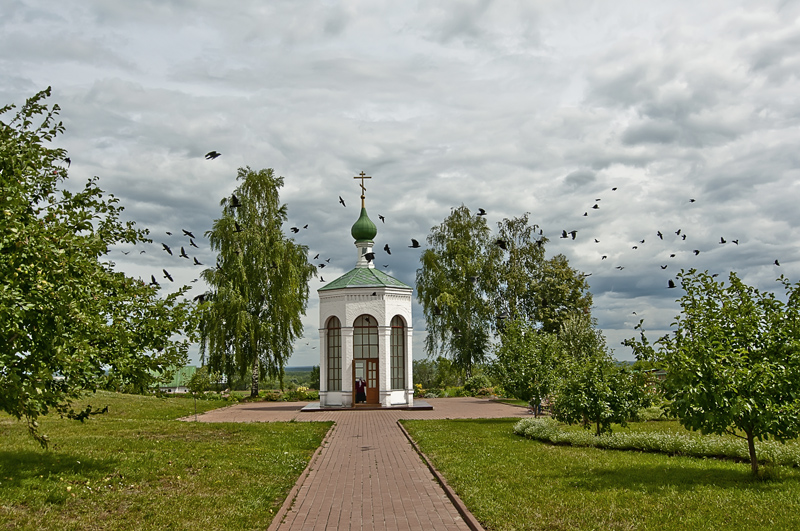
left=0, top=391, right=331, bottom=530
left=401, top=418, right=800, bottom=531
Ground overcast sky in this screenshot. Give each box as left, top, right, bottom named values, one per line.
left=3, top=0, right=800, bottom=366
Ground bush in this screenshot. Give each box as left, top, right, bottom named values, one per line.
left=512, top=418, right=800, bottom=467
left=464, top=374, right=493, bottom=395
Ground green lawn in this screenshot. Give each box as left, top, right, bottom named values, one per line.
left=402, top=418, right=800, bottom=531
left=0, top=392, right=331, bottom=530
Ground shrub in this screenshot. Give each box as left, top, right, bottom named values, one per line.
left=512, top=418, right=800, bottom=467
left=464, top=374, right=493, bottom=395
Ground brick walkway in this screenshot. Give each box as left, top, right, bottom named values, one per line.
left=195, top=398, right=530, bottom=530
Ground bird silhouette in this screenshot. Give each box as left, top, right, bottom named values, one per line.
left=675, top=229, right=681, bottom=236
left=162, top=243, right=173, bottom=255
left=205, top=151, right=221, bottom=160
left=193, top=257, right=202, bottom=266
left=182, top=229, right=195, bottom=238
left=162, top=269, right=173, bottom=282
left=682, top=235, right=687, bottom=240
left=775, top=259, right=780, bottom=266
left=561, top=230, right=568, bottom=239
left=602, top=255, right=607, bottom=260
left=365, top=252, right=375, bottom=263
left=657, top=231, right=663, bottom=239
left=150, top=275, right=159, bottom=287
left=139, top=250, right=146, bottom=254
left=166, top=231, right=172, bottom=236
left=189, top=239, right=199, bottom=248
left=640, top=239, right=645, bottom=244
left=320, top=276, right=325, bottom=282
left=592, top=204, right=599, bottom=209
left=378, top=215, right=385, bottom=223
left=616, top=266, right=625, bottom=270
left=689, top=198, right=696, bottom=203
left=231, top=194, right=241, bottom=208
left=121, top=251, right=130, bottom=255
left=569, top=230, right=577, bottom=240
left=670, top=254, right=676, bottom=258
left=668, top=279, right=676, bottom=288
left=719, top=237, right=726, bottom=244
left=64, top=157, right=71, bottom=167
left=732, top=240, right=739, bottom=245
left=632, top=246, right=638, bottom=250
left=594, top=239, right=600, bottom=243
left=409, top=239, right=421, bottom=248
left=303, top=224, right=308, bottom=229
left=661, top=265, right=668, bottom=269
left=313, top=253, right=320, bottom=260
left=291, top=227, right=300, bottom=233
left=325, top=258, right=331, bottom=263
left=383, top=264, right=389, bottom=268
left=693, top=250, right=700, bottom=255
left=495, top=239, right=507, bottom=250
left=476, top=208, right=487, bottom=216
left=338, top=196, right=346, bottom=207
left=318, top=263, right=326, bottom=269
left=583, top=212, right=588, bottom=216
left=612, top=187, right=618, bottom=191
left=179, top=247, right=189, bottom=258
left=384, top=244, right=391, bottom=255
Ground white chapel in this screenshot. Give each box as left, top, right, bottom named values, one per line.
left=317, top=174, right=414, bottom=408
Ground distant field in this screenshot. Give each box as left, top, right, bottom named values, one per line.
left=0, top=391, right=331, bottom=530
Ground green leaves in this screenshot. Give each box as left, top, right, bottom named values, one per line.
left=1, top=90, right=197, bottom=447
left=199, top=167, right=316, bottom=396
left=628, top=269, right=800, bottom=474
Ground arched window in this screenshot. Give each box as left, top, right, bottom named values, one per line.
left=353, top=315, right=378, bottom=359
left=326, top=316, right=341, bottom=391
left=390, top=315, right=405, bottom=390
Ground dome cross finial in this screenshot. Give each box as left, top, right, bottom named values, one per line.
left=354, top=171, right=371, bottom=208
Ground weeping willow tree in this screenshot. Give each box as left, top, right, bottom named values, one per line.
left=199, top=167, right=316, bottom=397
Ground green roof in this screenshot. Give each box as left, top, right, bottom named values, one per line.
left=350, top=207, right=377, bottom=242
left=319, top=267, right=412, bottom=291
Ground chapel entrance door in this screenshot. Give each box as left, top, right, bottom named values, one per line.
left=366, top=358, right=379, bottom=404
left=352, top=359, right=379, bottom=406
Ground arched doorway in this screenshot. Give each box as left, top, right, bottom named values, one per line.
left=352, top=314, right=379, bottom=405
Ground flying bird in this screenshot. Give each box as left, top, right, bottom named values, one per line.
left=775, top=259, right=781, bottom=266
left=732, top=240, right=739, bottom=245
left=661, top=265, right=668, bottom=269
left=657, top=231, right=663, bottom=240
left=592, top=204, right=599, bottom=209
left=670, top=254, right=676, bottom=258
left=166, top=231, right=172, bottom=236
left=719, top=237, right=726, bottom=244
left=364, top=252, right=375, bottom=263
left=409, top=239, right=421, bottom=248
left=682, top=235, right=687, bottom=240
left=583, top=212, right=588, bottom=216
left=693, top=250, right=700, bottom=255
left=189, top=239, right=199, bottom=248
left=594, top=239, right=600, bottom=243
left=313, top=253, right=319, bottom=260
left=205, top=151, right=221, bottom=160
left=303, top=224, right=308, bottom=229
left=318, top=263, right=326, bottom=269
left=320, top=276, right=325, bottom=282
left=569, top=230, right=577, bottom=240
left=139, top=250, right=146, bottom=254
left=689, top=198, right=696, bottom=203
left=675, top=229, right=681, bottom=236
left=338, top=196, right=346, bottom=207
left=64, top=157, right=71, bottom=167
left=640, top=239, right=645, bottom=244
left=325, top=258, right=331, bottom=263
left=150, top=275, right=159, bottom=287
left=231, top=194, right=241, bottom=208
left=561, top=230, right=568, bottom=239
left=182, top=229, right=195, bottom=238
left=668, top=279, right=677, bottom=288
left=616, top=266, right=625, bottom=270
left=121, top=251, right=130, bottom=255
left=291, top=227, right=300, bottom=233
left=378, top=215, right=385, bottom=223
left=612, top=187, right=617, bottom=191
left=476, top=208, right=487, bottom=216
left=161, top=243, right=173, bottom=255
left=162, top=269, right=173, bottom=282
left=601, top=255, right=607, bottom=260
left=384, top=244, right=391, bottom=255
left=179, top=247, right=189, bottom=258
left=193, top=257, right=202, bottom=266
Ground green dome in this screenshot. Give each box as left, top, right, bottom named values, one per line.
left=351, top=207, right=377, bottom=242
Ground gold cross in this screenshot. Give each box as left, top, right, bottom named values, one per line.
left=354, top=171, right=371, bottom=207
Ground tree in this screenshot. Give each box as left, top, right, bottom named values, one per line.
left=626, top=270, right=800, bottom=475
left=199, top=167, right=316, bottom=397
left=309, top=366, right=320, bottom=390
left=494, top=214, right=592, bottom=334
left=416, top=205, right=500, bottom=376
left=552, top=314, right=650, bottom=435
left=492, top=318, right=562, bottom=417
left=0, top=89, right=196, bottom=446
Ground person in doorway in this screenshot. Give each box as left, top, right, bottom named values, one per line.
left=355, top=377, right=366, bottom=403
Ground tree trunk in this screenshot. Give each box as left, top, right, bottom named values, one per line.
left=250, top=357, right=259, bottom=398
left=596, top=419, right=601, bottom=437
left=747, top=430, right=759, bottom=475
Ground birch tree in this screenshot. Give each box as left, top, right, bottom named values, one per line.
left=199, top=167, right=316, bottom=397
